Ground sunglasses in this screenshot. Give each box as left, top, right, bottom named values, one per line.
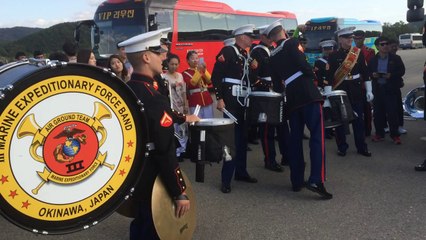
left=379, top=42, right=389, bottom=46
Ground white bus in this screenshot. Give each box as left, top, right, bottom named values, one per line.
left=399, top=33, right=424, bottom=49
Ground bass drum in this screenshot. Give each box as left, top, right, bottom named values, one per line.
left=0, top=61, right=148, bottom=234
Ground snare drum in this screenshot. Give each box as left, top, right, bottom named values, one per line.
left=324, top=90, right=355, bottom=128
left=0, top=61, right=148, bottom=234
left=189, top=118, right=235, bottom=163
left=248, top=91, right=284, bottom=125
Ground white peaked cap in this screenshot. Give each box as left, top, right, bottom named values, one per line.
left=264, top=19, right=283, bottom=37
left=223, top=37, right=236, bottom=46
left=257, top=25, right=269, bottom=35
left=118, top=28, right=171, bottom=53
left=232, top=24, right=256, bottom=36
left=335, top=27, right=356, bottom=37
left=319, top=39, right=337, bottom=48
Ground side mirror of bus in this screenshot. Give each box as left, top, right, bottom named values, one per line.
left=148, top=13, right=158, bottom=31
left=407, top=0, right=424, bottom=22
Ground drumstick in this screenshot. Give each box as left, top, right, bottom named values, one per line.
left=222, top=108, right=238, bottom=124
left=190, top=105, right=201, bottom=126
left=193, top=105, right=201, bottom=117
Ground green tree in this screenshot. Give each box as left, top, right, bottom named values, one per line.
left=382, top=21, right=419, bottom=40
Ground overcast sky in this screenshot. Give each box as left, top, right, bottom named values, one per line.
left=0, top=0, right=408, bottom=28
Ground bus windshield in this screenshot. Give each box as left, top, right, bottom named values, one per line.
left=304, top=29, right=336, bottom=52
left=97, top=22, right=146, bottom=58
left=94, top=1, right=147, bottom=57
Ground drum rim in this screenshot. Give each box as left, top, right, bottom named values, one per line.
left=194, top=118, right=234, bottom=126
left=326, top=90, right=347, bottom=97
left=0, top=63, right=149, bottom=234
left=249, top=91, right=283, bottom=97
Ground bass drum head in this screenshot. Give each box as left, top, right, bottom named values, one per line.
left=0, top=63, right=148, bottom=234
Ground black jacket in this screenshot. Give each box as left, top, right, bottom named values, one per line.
left=270, top=38, right=322, bottom=113
left=127, top=73, right=186, bottom=201
left=367, top=53, right=405, bottom=94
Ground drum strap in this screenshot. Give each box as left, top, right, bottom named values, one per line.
left=251, top=44, right=271, bottom=57
left=284, top=71, right=303, bottom=86
left=333, top=47, right=360, bottom=89
left=318, top=57, right=328, bottom=64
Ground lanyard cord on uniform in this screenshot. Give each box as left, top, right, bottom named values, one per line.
left=231, top=45, right=251, bottom=107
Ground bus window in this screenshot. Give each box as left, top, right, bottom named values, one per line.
left=247, top=16, right=268, bottom=27
left=153, top=8, right=173, bottom=30
left=177, top=11, right=202, bottom=41
left=226, top=14, right=249, bottom=30
left=199, top=12, right=229, bottom=40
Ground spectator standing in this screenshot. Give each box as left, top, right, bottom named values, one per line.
left=33, top=50, right=45, bottom=59
left=77, top=49, right=97, bottom=66
left=62, top=41, right=78, bottom=63
left=117, top=45, right=134, bottom=78
left=182, top=51, right=214, bottom=118
left=164, top=54, right=188, bottom=162
left=107, top=54, right=130, bottom=82
left=369, top=37, right=405, bottom=145
left=15, top=51, right=27, bottom=61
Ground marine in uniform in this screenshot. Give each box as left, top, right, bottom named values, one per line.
left=327, top=27, right=372, bottom=157
left=250, top=25, right=289, bottom=172
left=353, top=30, right=376, bottom=137
left=266, top=20, right=332, bottom=199
left=314, top=39, right=337, bottom=139
left=211, top=24, right=258, bottom=193
left=314, top=39, right=336, bottom=88
left=118, top=29, right=199, bottom=239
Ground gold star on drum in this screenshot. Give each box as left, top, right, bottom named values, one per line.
left=0, top=60, right=151, bottom=234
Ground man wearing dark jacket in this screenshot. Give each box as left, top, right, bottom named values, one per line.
left=368, top=36, right=405, bottom=144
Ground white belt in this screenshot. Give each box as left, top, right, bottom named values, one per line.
left=284, top=71, right=303, bottom=86
left=189, top=88, right=207, bottom=95
left=223, top=78, right=242, bottom=84
left=344, top=74, right=360, bottom=80
left=261, top=77, right=272, bottom=81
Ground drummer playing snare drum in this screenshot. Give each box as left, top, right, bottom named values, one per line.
left=118, top=29, right=200, bottom=239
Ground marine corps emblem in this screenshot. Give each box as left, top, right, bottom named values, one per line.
left=17, top=102, right=114, bottom=194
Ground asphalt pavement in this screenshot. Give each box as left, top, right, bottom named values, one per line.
left=1, top=48, right=425, bottom=240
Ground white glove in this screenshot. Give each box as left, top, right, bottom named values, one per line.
left=324, top=86, right=332, bottom=95
left=323, top=98, right=331, bottom=108
left=365, top=81, right=374, bottom=102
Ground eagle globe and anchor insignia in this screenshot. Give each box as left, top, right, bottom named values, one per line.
left=17, top=102, right=114, bottom=195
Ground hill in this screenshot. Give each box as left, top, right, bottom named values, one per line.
left=0, top=22, right=91, bottom=61
left=0, top=27, right=42, bottom=42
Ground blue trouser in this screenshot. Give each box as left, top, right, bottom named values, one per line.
left=373, top=87, right=400, bottom=138
left=288, top=102, right=326, bottom=188
left=222, top=107, right=249, bottom=186
left=130, top=201, right=159, bottom=240
left=335, top=101, right=368, bottom=153
left=259, top=122, right=290, bottom=166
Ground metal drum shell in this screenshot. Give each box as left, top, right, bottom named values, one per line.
left=189, top=118, right=235, bottom=163
left=323, top=90, right=355, bottom=128
left=247, top=91, right=285, bottom=125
